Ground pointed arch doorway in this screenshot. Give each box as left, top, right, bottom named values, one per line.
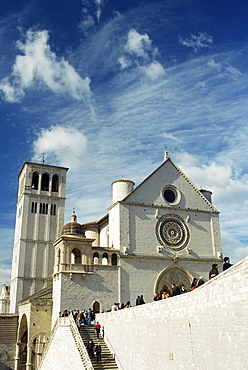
left=154, top=266, right=193, bottom=295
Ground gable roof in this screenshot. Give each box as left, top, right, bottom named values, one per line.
left=121, top=156, right=219, bottom=213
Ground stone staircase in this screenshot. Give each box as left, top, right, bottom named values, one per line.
left=0, top=314, right=19, bottom=370
left=79, top=325, right=119, bottom=370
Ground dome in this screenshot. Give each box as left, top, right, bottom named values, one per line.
left=62, top=213, right=85, bottom=236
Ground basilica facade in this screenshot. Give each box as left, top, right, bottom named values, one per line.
left=0, top=152, right=223, bottom=369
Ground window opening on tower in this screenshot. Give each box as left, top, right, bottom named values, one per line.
left=31, top=172, right=39, bottom=190
left=52, top=174, right=59, bottom=192
left=41, top=173, right=49, bottom=191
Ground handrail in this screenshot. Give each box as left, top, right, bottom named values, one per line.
left=68, top=315, right=94, bottom=370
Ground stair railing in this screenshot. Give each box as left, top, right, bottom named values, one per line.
left=68, top=315, right=94, bottom=370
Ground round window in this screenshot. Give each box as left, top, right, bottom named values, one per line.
left=162, top=185, right=181, bottom=205
left=164, top=189, right=176, bottom=203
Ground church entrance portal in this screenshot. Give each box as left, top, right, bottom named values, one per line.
left=155, top=266, right=193, bottom=295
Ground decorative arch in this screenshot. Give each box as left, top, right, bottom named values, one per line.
left=154, top=265, right=193, bottom=294
left=93, top=252, right=99, bottom=265
left=31, top=333, right=48, bottom=370
left=71, top=248, right=81, bottom=264
left=102, top=253, right=108, bottom=265
left=41, top=173, right=49, bottom=191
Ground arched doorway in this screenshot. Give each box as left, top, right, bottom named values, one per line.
left=17, top=314, right=28, bottom=370
left=31, top=333, right=48, bottom=370
left=154, top=266, right=193, bottom=296
left=93, top=301, right=100, bottom=313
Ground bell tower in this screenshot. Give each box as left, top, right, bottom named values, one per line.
left=10, top=162, right=68, bottom=313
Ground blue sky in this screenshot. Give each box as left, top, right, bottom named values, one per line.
left=1, top=0, right=248, bottom=286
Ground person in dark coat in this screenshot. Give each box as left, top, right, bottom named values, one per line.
left=87, top=340, right=94, bottom=359
left=223, top=257, right=232, bottom=271
left=209, top=264, right=219, bottom=279
left=171, top=284, right=180, bottom=296
left=95, top=343, right=102, bottom=362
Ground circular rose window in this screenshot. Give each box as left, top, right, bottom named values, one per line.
left=156, top=214, right=190, bottom=251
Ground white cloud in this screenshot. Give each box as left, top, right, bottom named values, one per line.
left=179, top=32, right=213, bottom=53
left=207, top=58, right=221, bottom=71
left=0, top=30, right=91, bottom=102
left=226, top=65, right=242, bottom=79
left=162, top=132, right=183, bottom=143
left=79, top=15, right=95, bottom=32
left=143, top=61, right=165, bottom=80
left=0, top=268, right=11, bottom=287
left=121, top=29, right=164, bottom=79
left=118, top=57, right=131, bottom=70
left=95, top=0, right=103, bottom=21
left=221, top=230, right=248, bottom=264
left=125, top=29, right=152, bottom=59
left=80, top=0, right=106, bottom=32
left=32, top=126, right=88, bottom=171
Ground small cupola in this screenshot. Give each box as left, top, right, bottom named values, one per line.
left=62, top=212, right=85, bottom=236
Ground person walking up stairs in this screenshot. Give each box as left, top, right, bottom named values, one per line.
left=80, top=324, right=119, bottom=370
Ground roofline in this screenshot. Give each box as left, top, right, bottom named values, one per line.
left=82, top=214, right=109, bottom=227
left=18, top=161, right=69, bottom=178
left=120, top=156, right=219, bottom=213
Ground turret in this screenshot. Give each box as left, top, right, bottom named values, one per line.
left=111, top=178, right=135, bottom=204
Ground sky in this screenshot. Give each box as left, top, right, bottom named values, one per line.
left=0, top=0, right=248, bottom=287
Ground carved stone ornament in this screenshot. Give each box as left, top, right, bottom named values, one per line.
left=155, top=214, right=190, bottom=252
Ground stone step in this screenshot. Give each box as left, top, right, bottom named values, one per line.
left=79, top=325, right=119, bottom=370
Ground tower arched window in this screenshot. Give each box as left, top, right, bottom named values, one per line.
left=71, top=248, right=81, bottom=264
left=102, top=253, right=108, bottom=265
left=52, top=174, right=59, bottom=192
left=31, top=172, right=39, bottom=190
left=111, top=253, right=118, bottom=266
left=41, top=173, right=49, bottom=191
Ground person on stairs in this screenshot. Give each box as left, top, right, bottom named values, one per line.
left=95, top=322, right=101, bottom=339
left=86, top=340, right=94, bottom=359
left=95, top=343, right=102, bottom=362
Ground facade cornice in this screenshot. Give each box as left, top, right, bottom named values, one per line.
left=120, top=254, right=222, bottom=263
left=109, top=201, right=219, bottom=214
left=18, top=162, right=69, bottom=178
left=53, top=235, right=95, bottom=246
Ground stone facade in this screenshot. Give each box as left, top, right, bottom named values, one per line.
left=52, top=155, right=222, bottom=321
left=1, top=153, right=225, bottom=369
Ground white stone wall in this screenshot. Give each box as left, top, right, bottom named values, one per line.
left=119, top=203, right=220, bottom=258
left=39, top=324, right=85, bottom=370
left=109, top=204, right=121, bottom=249
left=53, top=266, right=119, bottom=323
left=97, top=257, right=248, bottom=370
